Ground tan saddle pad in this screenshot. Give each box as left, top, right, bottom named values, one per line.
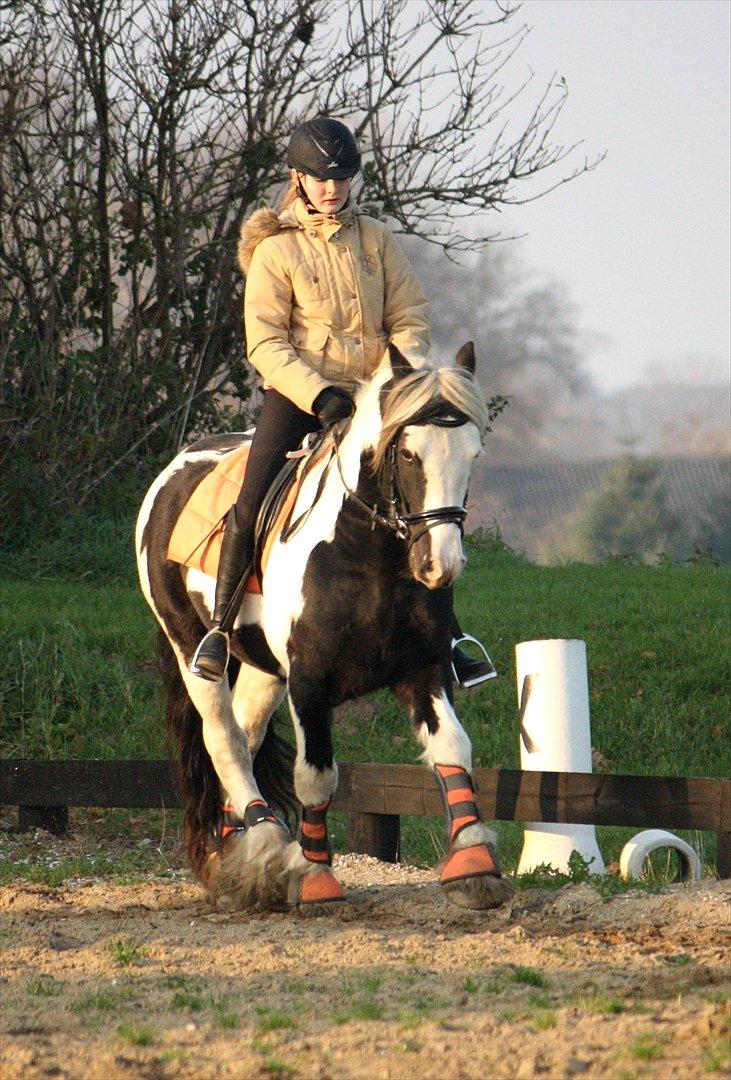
left=167, top=439, right=333, bottom=592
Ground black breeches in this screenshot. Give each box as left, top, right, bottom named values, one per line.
left=234, top=390, right=321, bottom=527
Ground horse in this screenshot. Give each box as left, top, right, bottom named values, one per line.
left=135, top=342, right=513, bottom=913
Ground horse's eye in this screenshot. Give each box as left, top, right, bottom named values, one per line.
left=399, top=448, right=415, bottom=463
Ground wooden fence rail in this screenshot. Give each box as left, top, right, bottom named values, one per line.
left=2, top=759, right=729, bottom=877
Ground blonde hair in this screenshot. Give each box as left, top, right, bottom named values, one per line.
left=277, top=173, right=299, bottom=211
left=372, top=367, right=489, bottom=468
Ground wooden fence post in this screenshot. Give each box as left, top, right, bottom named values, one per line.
left=18, top=805, right=69, bottom=836
left=718, top=831, right=730, bottom=879
left=346, top=812, right=400, bottom=863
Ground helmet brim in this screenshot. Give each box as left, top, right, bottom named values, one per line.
left=292, top=165, right=359, bottom=181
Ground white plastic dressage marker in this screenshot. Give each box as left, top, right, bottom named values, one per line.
left=619, top=829, right=702, bottom=882
left=516, top=639, right=606, bottom=876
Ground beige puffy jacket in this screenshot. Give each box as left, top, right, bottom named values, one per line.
left=238, top=197, right=430, bottom=414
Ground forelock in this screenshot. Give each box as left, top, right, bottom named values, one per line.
left=372, top=367, right=488, bottom=468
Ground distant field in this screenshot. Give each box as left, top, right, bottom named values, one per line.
left=2, top=545, right=729, bottom=869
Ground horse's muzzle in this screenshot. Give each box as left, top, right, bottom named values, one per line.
left=413, top=554, right=466, bottom=590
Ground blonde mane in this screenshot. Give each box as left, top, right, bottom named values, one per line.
left=371, top=367, right=489, bottom=468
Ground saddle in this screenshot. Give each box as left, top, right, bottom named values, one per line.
left=167, top=432, right=334, bottom=593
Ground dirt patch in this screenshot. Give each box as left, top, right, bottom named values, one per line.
left=1, top=854, right=729, bottom=1079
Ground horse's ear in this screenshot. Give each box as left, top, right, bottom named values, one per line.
left=455, top=341, right=476, bottom=374
left=388, top=342, right=414, bottom=377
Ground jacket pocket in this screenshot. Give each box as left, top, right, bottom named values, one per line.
left=292, top=324, right=330, bottom=372
left=292, top=261, right=330, bottom=306
left=364, top=332, right=388, bottom=372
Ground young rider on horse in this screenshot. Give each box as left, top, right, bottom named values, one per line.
left=190, top=117, right=495, bottom=687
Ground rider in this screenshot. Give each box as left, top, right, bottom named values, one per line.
left=190, top=117, right=495, bottom=688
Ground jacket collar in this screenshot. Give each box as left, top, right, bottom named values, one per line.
left=290, top=197, right=355, bottom=239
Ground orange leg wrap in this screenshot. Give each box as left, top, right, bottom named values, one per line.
left=440, top=844, right=498, bottom=884
left=298, top=868, right=346, bottom=905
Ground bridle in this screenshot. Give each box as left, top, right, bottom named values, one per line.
left=333, top=402, right=471, bottom=549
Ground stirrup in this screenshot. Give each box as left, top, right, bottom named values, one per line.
left=189, top=628, right=230, bottom=682
left=452, top=634, right=497, bottom=691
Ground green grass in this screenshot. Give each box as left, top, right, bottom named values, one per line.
left=2, top=543, right=729, bottom=871
left=586, top=993, right=629, bottom=1015
left=26, top=977, right=63, bottom=997
left=531, top=1010, right=556, bottom=1030
left=628, top=1034, right=665, bottom=1061
left=506, top=965, right=550, bottom=989
left=703, top=1038, right=731, bottom=1073
left=117, top=1022, right=154, bottom=1047
left=255, top=1008, right=296, bottom=1032
left=0, top=579, right=163, bottom=760
left=0, top=850, right=172, bottom=888
left=108, top=938, right=147, bottom=966
left=71, top=987, right=127, bottom=1013
left=333, top=1000, right=384, bottom=1023
left=483, top=965, right=551, bottom=994
left=170, top=989, right=203, bottom=1011
left=262, top=1060, right=295, bottom=1077
left=215, top=1012, right=239, bottom=1030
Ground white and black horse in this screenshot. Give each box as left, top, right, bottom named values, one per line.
left=136, top=344, right=512, bottom=912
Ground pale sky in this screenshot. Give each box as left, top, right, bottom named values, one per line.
left=500, top=0, right=730, bottom=392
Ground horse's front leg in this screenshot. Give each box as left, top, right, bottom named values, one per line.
left=394, top=667, right=513, bottom=910
left=286, top=664, right=346, bottom=913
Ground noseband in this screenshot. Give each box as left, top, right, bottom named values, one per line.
left=335, top=403, right=470, bottom=549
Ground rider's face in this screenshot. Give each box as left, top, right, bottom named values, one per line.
left=297, top=172, right=351, bottom=215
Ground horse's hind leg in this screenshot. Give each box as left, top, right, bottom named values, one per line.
left=285, top=665, right=345, bottom=913
left=172, top=654, right=295, bottom=910
left=230, top=662, right=287, bottom=756
left=394, top=668, right=513, bottom=911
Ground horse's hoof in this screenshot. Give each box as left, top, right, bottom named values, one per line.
left=439, top=843, right=514, bottom=911
left=442, top=872, right=514, bottom=910
left=200, top=823, right=293, bottom=911
left=288, top=865, right=346, bottom=915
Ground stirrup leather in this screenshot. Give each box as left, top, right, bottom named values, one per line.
left=451, top=634, right=497, bottom=690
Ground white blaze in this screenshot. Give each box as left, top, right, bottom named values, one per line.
left=402, top=423, right=480, bottom=587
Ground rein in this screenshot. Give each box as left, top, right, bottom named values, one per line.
left=332, top=407, right=469, bottom=549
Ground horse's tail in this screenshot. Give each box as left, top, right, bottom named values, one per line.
left=158, top=631, right=298, bottom=879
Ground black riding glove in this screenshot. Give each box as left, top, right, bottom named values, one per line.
left=312, top=386, right=355, bottom=426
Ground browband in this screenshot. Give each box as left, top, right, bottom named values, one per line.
left=401, top=398, right=469, bottom=429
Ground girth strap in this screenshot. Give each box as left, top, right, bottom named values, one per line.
left=434, top=764, right=481, bottom=843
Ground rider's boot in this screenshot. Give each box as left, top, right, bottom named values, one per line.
left=451, top=617, right=497, bottom=691
left=189, top=507, right=254, bottom=682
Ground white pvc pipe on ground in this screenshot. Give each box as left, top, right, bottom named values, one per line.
left=516, top=639, right=606, bottom=876
left=620, top=829, right=702, bottom=882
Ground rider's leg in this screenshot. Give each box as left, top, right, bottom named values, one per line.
left=450, top=612, right=497, bottom=690
left=190, top=391, right=320, bottom=681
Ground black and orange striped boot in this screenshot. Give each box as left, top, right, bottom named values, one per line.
left=219, top=799, right=281, bottom=841
left=434, top=764, right=509, bottom=909
left=289, top=800, right=345, bottom=910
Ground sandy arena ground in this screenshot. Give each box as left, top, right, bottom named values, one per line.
left=1, top=849, right=729, bottom=1080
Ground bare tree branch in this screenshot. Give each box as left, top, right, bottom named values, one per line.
left=1, top=0, right=598, bottom=520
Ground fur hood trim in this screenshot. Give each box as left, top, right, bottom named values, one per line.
left=237, top=207, right=284, bottom=275
left=237, top=198, right=359, bottom=274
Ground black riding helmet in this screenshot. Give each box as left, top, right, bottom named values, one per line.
left=286, top=117, right=361, bottom=180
